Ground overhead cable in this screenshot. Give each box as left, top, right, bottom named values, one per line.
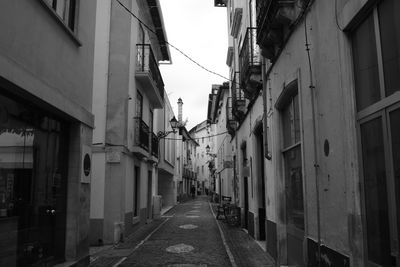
left=115, top=0, right=234, bottom=84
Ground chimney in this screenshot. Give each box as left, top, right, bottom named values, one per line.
left=178, top=98, right=183, bottom=123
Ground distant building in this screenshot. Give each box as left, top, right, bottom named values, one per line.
left=189, top=120, right=213, bottom=195
left=0, top=0, right=96, bottom=266
left=155, top=95, right=178, bottom=211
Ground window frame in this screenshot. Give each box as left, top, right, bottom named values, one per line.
left=352, top=2, right=400, bottom=265
left=39, top=0, right=81, bottom=46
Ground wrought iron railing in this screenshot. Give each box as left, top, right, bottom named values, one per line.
left=134, top=117, right=149, bottom=151
left=136, top=44, right=165, bottom=100
left=256, top=0, right=271, bottom=34
left=226, top=97, right=234, bottom=122
left=232, top=72, right=245, bottom=103
left=183, top=167, right=197, bottom=180
left=239, top=28, right=262, bottom=88
left=226, top=97, right=237, bottom=134
left=151, top=132, right=159, bottom=158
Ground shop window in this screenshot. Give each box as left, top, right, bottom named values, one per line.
left=0, top=93, right=69, bottom=265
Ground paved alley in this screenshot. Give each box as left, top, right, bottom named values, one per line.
left=89, top=197, right=274, bottom=267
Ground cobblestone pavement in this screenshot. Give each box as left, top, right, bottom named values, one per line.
left=89, top=196, right=275, bottom=267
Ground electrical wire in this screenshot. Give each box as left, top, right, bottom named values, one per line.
left=115, top=0, right=235, bottom=85
left=162, top=131, right=229, bottom=141
left=304, top=5, right=322, bottom=267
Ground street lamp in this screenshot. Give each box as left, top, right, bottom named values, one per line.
left=157, top=116, right=179, bottom=140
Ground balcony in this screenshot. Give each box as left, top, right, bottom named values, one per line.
left=226, top=97, right=237, bottom=135
left=232, top=72, right=247, bottom=121
left=151, top=132, right=159, bottom=158
left=256, top=0, right=297, bottom=60
left=133, top=117, right=150, bottom=158
left=239, top=28, right=262, bottom=99
left=136, top=44, right=165, bottom=109
left=183, top=167, right=197, bottom=180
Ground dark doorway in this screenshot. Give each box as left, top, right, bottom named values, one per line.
left=255, top=125, right=266, bottom=240
left=244, top=176, right=249, bottom=230
left=133, top=166, right=140, bottom=217
left=147, top=171, right=152, bottom=219
left=241, top=143, right=249, bottom=230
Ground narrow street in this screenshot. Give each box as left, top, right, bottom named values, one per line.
left=89, top=196, right=274, bottom=267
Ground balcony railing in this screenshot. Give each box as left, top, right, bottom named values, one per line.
left=136, top=44, right=164, bottom=108
left=151, top=132, right=159, bottom=158
left=134, top=117, right=150, bottom=151
left=256, top=0, right=296, bottom=60
left=226, top=97, right=237, bottom=135
left=232, top=72, right=245, bottom=102
left=183, top=167, right=197, bottom=180
left=239, top=28, right=262, bottom=98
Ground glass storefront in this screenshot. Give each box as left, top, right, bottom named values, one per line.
left=0, top=92, right=69, bottom=266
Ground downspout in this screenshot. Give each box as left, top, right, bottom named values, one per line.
left=304, top=6, right=321, bottom=267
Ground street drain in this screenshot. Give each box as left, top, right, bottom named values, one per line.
left=166, top=243, right=194, bottom=253
left=185, top=215, right=200, bottom=218
left=179, top=224, right=198, bottom=229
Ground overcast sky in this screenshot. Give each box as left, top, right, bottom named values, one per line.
left=159, top=0, right=229, bottom=130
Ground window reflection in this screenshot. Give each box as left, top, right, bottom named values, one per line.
left=0, top=94, right=68, bottom=266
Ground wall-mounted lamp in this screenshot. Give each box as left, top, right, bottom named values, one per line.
left=157, top=116, right=180, bottom=140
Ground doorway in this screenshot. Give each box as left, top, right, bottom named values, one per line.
left=241, top=142, right=249, bottom=230
left=147, top=171, right=152, bottom=219
left=244, top=176, right=249, bottom=230
left=133, top=166, right=140, bottom=217
left=255, top=125, right=266, bottom=240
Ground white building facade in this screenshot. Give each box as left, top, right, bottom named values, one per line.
left=215, top=0, right=400, bottom=266
left=90, top=0, right=171, bottom=245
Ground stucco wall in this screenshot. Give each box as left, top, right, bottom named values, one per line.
left=0, top=0, right=96, bottom=126
left=265, top=0, right=363, bottom=262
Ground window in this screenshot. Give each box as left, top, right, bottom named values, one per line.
left=136, top=91, right=143, bottom=118
left=138, top=24, right=145, bottom=45
left=43, top=0, right=77, bottom=31
left=149, top=109, right=153, bottom=133
left=278, top=81, right=304, bottom=265
left=281, top=89, right=303, bottom=231
left=352, top=1, right=400, bottom=265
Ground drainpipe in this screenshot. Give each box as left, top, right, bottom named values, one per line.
left=304, top=8, right=321, bottom=267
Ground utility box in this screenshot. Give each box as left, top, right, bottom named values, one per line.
left=153, top=195, right=162, bottom=218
